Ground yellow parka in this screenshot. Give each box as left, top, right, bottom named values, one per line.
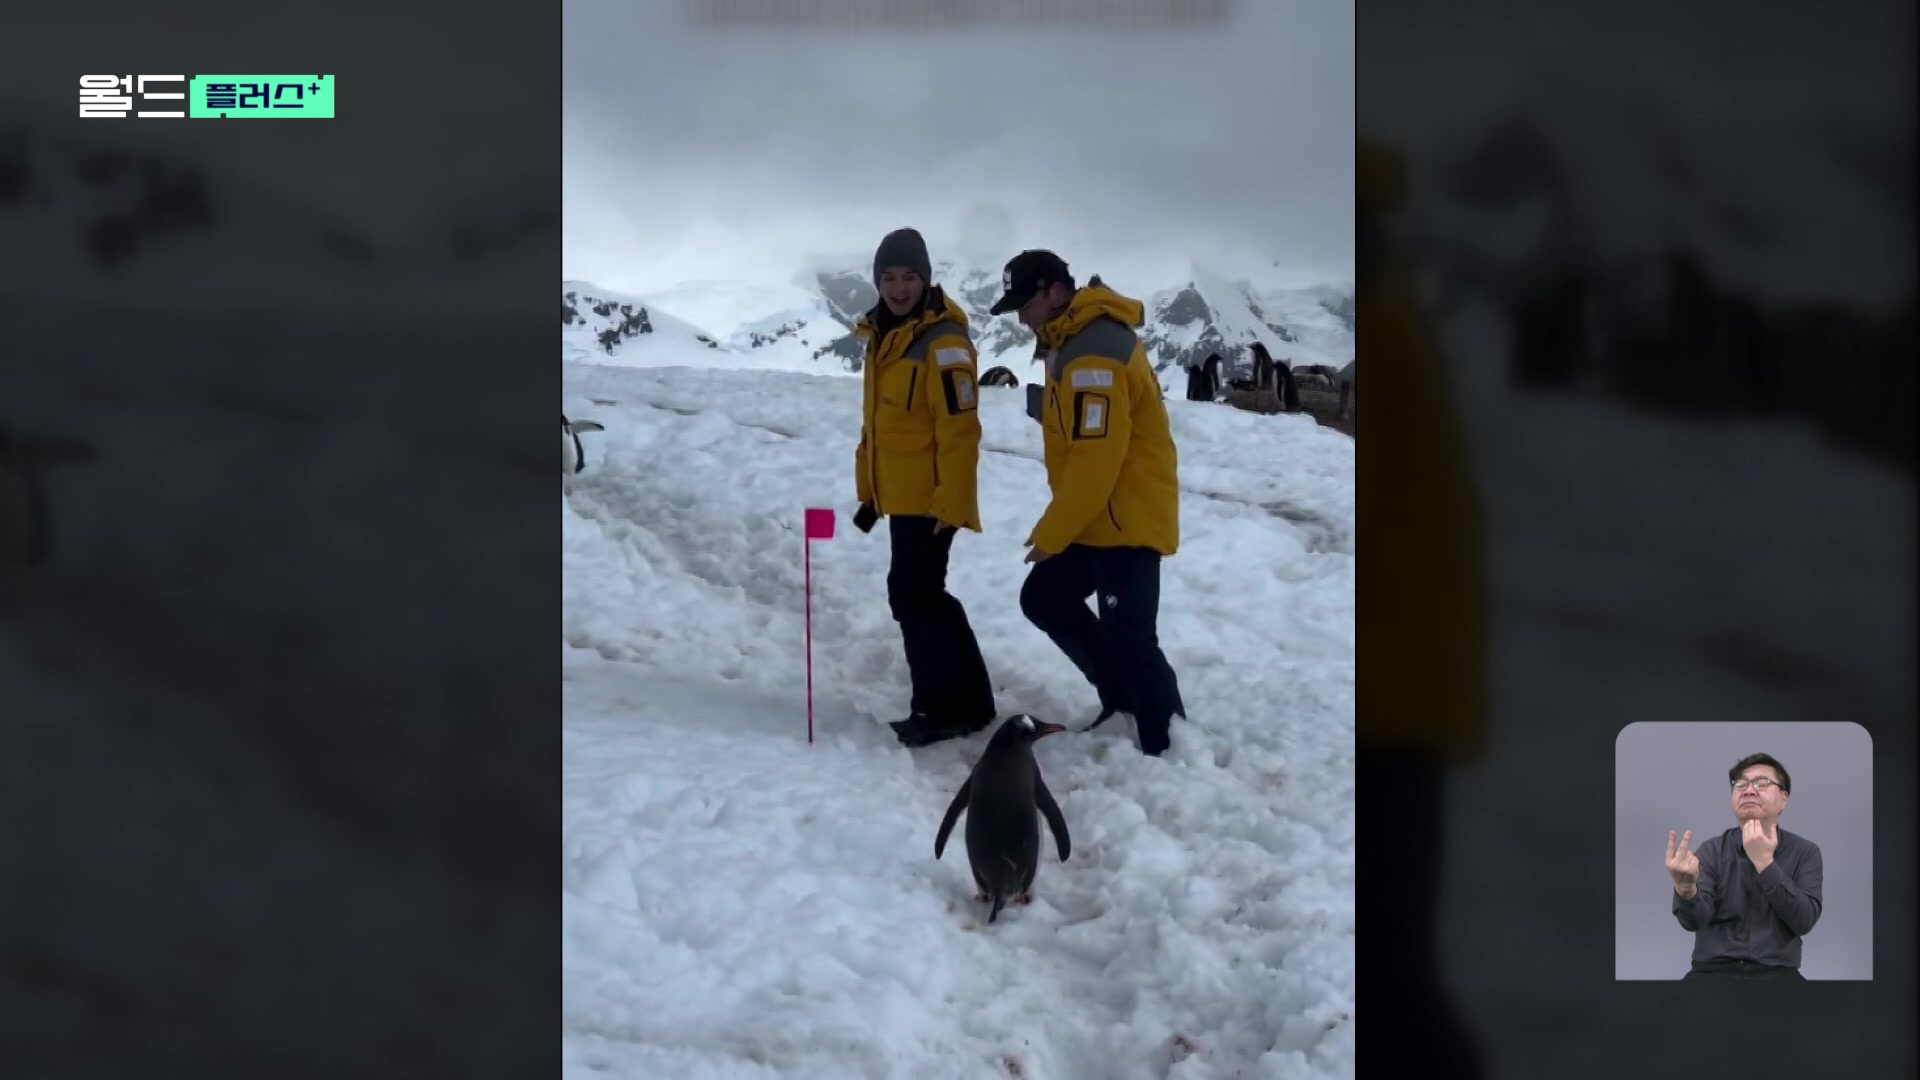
left=1026, top=283, right=1180, bottom=557
left=852, top=287, right=983, bottom=530
left=1358, top=139, right=1489, bottom=761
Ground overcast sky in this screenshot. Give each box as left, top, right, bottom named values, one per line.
left=563, top=2, right=1355, bottom=294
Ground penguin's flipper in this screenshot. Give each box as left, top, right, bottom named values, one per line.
left=933, top=777, right=971, bottom=859
left=566, top=420, right=606, bottom=434
left=1034, top=772, right=1070, bottom=862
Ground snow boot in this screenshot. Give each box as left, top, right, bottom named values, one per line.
left=1082, top=708, right=1134, bottom=737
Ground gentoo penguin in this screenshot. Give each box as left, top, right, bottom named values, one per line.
left=934, top=714, right=1071, bottom=923
left=561, top=414, right=604, bottom=486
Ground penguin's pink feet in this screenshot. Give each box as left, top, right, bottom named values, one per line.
left=1013, top=892, right=1034, bottom=906
left=973, top=890, right=990, bottom=903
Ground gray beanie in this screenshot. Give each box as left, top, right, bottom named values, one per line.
left=873, top=227, right=932, bottom=287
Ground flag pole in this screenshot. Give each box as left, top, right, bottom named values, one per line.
left=801, top=507, right=835, bottom=745
left=805, top=529, right=815, bottom=744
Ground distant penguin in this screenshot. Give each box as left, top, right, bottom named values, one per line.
left=934, top=714, right=1071, bottom=923
left=562, top=414, right=605, bottom=486
left=1186, top=353, right=1221, bottom=401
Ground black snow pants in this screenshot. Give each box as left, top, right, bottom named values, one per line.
left=1019, top=543, right=1185, bottom=755
left=887, top=515, right=996, bottom=725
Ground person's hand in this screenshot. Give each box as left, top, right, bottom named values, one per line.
left=852, top=502, right=878, bottom=533
left=1741, top=819, right=1777, bottom=868
left=1666, top=830, right=1700, bottom=892
left=1024, top=545, right=1052, bottom=563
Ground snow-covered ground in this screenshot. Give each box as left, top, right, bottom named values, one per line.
left=561, top=348, right=1356, bottom=1078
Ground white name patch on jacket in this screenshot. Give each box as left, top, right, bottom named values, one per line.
left=1070, top=367, right=1114, bottom=388
left=935, top=347, right=971, bottom=368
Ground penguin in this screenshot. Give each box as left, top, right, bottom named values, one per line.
left=933, top=714, right=1072, bottom=923
left=561, top=414, right=604, bottom=489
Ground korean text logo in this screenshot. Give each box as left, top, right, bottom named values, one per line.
left=78, top=75, right=335, bottom=119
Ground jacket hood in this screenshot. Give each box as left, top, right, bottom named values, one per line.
left=1038, top=282, right=1145, bottom=347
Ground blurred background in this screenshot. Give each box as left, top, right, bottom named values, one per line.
left=2, top=7, right=559, bottom=1075
left=1359, top=0, right=1914, bottom=1075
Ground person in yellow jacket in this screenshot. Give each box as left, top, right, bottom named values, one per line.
left=986, top=249, right=1186, bottom=757
left=852, top=228, right=997, bottom=748
left=1355, top=139, right=1487, bottom=1078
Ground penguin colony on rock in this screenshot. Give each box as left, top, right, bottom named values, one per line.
left=935, top=714, right=1073, bottom=923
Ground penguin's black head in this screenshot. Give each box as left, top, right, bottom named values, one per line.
left=990, top=713, right=1066, bottom=749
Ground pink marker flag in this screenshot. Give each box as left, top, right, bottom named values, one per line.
left=804, top=507, right=836, bottom=541
left=802, top=507, right=836, bottom=742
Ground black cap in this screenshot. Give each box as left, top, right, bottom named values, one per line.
left=988, top=249, right=1073, bottom=315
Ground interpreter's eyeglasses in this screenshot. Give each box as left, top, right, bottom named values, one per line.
left=1731, top=777, right=1778, bottom=793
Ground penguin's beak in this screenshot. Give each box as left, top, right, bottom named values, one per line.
left=1033, top=722, right=1066, bottom=737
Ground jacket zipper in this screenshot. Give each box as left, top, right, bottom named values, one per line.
left=866, top=317, right=922, bottom=513
left=927, top=360, right=939, bottom=486
left=866, top=329, right=885, bottom=510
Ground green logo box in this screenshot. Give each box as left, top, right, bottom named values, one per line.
left=189, top=75, right=334, bottom=118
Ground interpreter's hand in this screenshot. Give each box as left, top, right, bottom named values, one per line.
left=1665, top=830, right=1700, bottom=890
left=1024, top=545, right=1052, bottom=564
left=852, top=502, right=878, bottom=533
left=1741, top=818, right=1777, bottom=867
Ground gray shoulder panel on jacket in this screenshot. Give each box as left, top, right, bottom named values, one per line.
left=904, top=319, right=971, bottom=361
left=1051, top=316, right=1138, bottom=379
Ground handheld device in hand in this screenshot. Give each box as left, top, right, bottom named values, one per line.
left=1025, top=383, right=1045, bottom=424
left=853, top=502, right=878, bottom=533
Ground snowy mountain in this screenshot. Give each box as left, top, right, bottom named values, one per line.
left=563, top=254, right=1354, bottom=388
left=0, top=127, right=356, bottom=303
left=808, top=257, right=1355, bottom=383
left=1, top=124, right=548, bottom=312
left=562, top=280, right=723, bottom=362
